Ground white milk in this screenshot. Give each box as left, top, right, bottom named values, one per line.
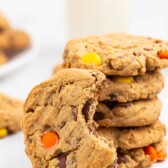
left=66, top=0, right=131, bottom=39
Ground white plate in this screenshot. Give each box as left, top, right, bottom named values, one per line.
left=0, top=34, right=40, bottom=78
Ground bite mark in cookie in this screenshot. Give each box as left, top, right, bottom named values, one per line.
left=22, top=69, right=116, bottom=168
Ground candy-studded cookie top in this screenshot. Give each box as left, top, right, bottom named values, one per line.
left=63, top=33, right=168, bottom=76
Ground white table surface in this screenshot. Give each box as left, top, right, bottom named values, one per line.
left=0, top=0, right=168, bottom=167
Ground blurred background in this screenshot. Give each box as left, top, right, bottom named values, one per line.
left=0, top=0, right=168, bottom=167
left=0, top=0, right=168, bottom=99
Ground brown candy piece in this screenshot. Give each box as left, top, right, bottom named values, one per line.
left=58, top=154, right=67, bottom=168
left=94, top=112, right=105, bottom=121
left=117, top=154, right=128, bottom=164
left=82, top=99, right=94, bottom=122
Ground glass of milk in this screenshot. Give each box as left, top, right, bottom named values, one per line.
left=66, top=0, right=131, bottom=39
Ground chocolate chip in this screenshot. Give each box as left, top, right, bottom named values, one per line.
left=133, top=51, right=141, bottom=56
left=82, top=99, right=94, bottom=122
left=91, top=73, right=98, bottom=81
left=56, top=150, right=63, bottom=157
left=71, top=106, right=78, bottom=121
left=44, top=124, right=51, bottom=130
left=91, top=73, right=96, bottom=78
left=26, top=108, right=34, bottom=113
left=58, top=85, right=64, bottom=93
left=143, top=48, right=153, bottom=51
left=94, top=112, right=105, bottom=121
left=102, top=101, right=117, bottom=110
left=58, top=154, right=67, bottom=168
left=154, top=40, right=161, bottom=43
left=117, top=154, right=128, bottom=164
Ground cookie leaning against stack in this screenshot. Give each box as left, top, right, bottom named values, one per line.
left=22, top=69, right=117, bottom=168
left=53, top=33, right=168, bottom=167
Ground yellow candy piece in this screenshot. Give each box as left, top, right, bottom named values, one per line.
left=113, top=76, right=134, bottom=83
left=0, top=128, right=8, bottom=138
left=81, top=52, right=102, bottom=66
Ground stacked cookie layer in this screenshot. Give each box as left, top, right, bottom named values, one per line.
left=22, top=33, right=168, bottom=168
left=57, top=33, right=168, bottom=167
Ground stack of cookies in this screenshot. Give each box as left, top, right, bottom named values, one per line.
left=22, top=33, right=168, bottom=168
left=58, top=33, right=168, bottom=167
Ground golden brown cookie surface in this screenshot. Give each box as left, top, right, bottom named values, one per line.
left=98, top=121, right=166, bottom=150
left=22, top=69, right=116, bottom=168
left=95, top=97, right=162, bottom=127
left=63, top=33, right=168, bottom=76
left=0, top=93, right=23, bottom=138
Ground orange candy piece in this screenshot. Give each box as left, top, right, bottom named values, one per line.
left=157, top=150, right=167, bottom=161
left=158, top=50, right=168, bottom=59
left=41, top=132, right=59, bottom=148
left=144, top=146, right=157, bottom=163
left=144, top=145, right=167, bottom=163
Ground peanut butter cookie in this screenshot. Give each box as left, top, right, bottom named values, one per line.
left=0, top=93, right=23, bottom=138
left=63, top=33, right=168, bottom=76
